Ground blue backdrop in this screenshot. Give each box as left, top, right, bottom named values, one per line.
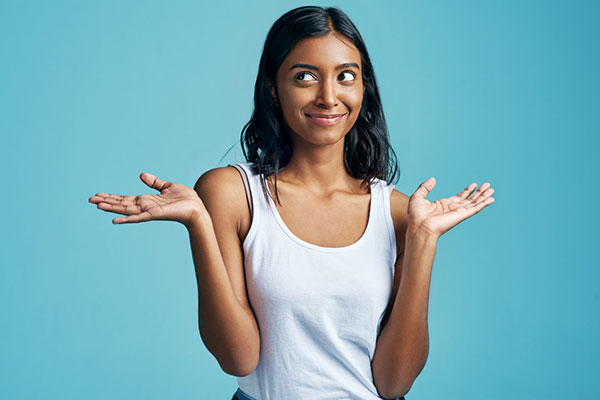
left=1, top=1, right=598, bottom=399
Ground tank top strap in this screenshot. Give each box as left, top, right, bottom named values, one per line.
left=379, top=179, right=397, bottom=259
left=228, top=162, right=272, bottom=249
left=366, top=178, right=397, bottom=260
left=229, top=161, right=273, bottom=212
left=228, top=163, right=254, bottom=218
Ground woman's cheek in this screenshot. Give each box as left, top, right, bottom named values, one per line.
left=346, top=94, right=364, bottom=119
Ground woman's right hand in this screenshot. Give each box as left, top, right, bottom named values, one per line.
left=88, top=172, right=207, bottom=228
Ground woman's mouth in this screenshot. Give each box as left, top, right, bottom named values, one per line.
left=305, top=113, right=346, bottom=126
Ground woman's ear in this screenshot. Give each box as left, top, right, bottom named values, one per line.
left=268, top=79, right=279, bottom=107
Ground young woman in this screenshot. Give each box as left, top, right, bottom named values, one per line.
left=89, top=6, right=495, bottom=400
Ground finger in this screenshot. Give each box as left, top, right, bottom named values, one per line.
left=412, top=177, right=436, bottom=200
left=472, top=187, right=494, bottom=204
left=97, top=202, right=142, bottom=215
left=113, top=211, right=153, bottom=224
left=455, top=186, right=493, bottom=208
left=91, top=196, right=131, bottom=206
left=475, top=196, right=495, bottom=213
left=140, top=173, right=169, bottom=192
left=469, top=182, right=491, bottom=202
left=482, top=187, right=495, bottom=199
left=89, top=193, right=137, bottom=205
left=89, top=193, right=114, bottom=203
left=465, top=194, right=495, bottom=215
left=452, top=183, right=477, bottom=202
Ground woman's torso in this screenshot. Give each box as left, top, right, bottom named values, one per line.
left=228, top=162, right=399, bottom=400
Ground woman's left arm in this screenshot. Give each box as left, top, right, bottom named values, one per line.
left=372, top=178, right=495, bottom=399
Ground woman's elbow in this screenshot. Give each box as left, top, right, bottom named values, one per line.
left=213, top=341, right=260, bottom=377
left=220, top=356, right=259, bottom=377
left=374, top=369, right=415, bottom=400
left=199, top=327, right=260, bottom=377
left=376, top=381, right=412, bottom=400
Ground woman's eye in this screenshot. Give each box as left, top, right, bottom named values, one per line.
left=295, top=72, right=317, bottom=82
left=338, top=71, right=356, bottom=82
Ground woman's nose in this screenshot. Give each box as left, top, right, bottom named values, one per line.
left=315, top=78, right=339, bottom=107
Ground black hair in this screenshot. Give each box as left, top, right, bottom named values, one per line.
left=240, top=6, right=399, bottom=204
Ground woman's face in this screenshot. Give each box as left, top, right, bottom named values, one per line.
left=272, top=32, right=365, bottom=147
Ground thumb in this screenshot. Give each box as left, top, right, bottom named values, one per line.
left=412, top=177, right=436, bottom=199
left=140, top=172, right=168, bottom=192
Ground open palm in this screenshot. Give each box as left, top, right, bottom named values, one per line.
left=408, top=177, right=495, bottom=239
left=88, top=172, right=204, bottom=226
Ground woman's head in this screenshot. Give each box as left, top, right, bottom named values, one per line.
left=272, top=32, right=365, bottom=150
left=241, top=6, right=399, bottom=200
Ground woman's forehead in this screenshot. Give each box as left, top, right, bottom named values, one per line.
left=281, top=33, right=361, bottom=70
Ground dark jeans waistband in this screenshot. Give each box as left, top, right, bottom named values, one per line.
left=231, top=388, right=254, bottom=400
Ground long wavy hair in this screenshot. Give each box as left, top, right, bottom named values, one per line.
left=240, top=6, right=399, bottom=204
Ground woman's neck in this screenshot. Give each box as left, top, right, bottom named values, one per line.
left=273, top=141, right=366, bottom=196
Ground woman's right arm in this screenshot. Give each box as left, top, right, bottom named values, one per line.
left=190, top=167, right=260, bottom=377
left=89, top=168, right=260, bottom=376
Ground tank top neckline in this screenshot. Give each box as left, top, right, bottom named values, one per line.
left=263, top=176, right=378, bottom=253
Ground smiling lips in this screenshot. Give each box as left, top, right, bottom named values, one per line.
left=305, top=113, right=346, bottom=126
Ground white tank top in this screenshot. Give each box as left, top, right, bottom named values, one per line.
left=229, top=162, right=397, bottom=400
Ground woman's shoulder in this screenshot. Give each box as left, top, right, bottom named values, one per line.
left=193, top=165, right=248, bottom=198
left=193, top=166, right=252, bottom=231
left=389, top=186, right=409, bottom=204
left=376, top=177, right=409, bottom=213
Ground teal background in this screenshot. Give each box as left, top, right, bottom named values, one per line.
left=1, top=0, right=598, bottom=399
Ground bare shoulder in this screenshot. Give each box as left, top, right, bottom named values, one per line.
left=390, top=188, right=410, bottom=254
left=194, top=166, right=246, bottom=201
left=193, top=166, right=251, bottom=235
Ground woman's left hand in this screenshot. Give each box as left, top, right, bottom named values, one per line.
left=407, top=177, right=495, bottom=240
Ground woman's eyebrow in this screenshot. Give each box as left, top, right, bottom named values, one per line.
left=289, top=62, right=360, bottom=71
left=335, top=62, right=360, bottom=70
